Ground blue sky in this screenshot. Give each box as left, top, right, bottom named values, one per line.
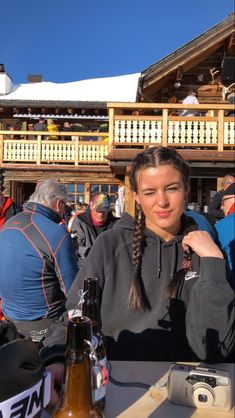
left=1, top=0, right=234, bottom=84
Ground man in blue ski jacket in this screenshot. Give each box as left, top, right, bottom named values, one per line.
left=0, top=180, right=78, bottom=342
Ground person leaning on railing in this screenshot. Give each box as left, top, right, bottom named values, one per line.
left=181, top=89, right=199, bottom=116
left=47, top=119, right=59, bottom=140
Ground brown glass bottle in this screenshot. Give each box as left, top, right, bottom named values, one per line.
left=82, top=278, right=107, bottom=410
left=52, top=316, right=103, bottom=418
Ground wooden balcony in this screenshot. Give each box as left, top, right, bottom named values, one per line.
left=0, top=132, right=109, bottom=167
left=0, top=103, right=234, bottom=167
left=107, top=103, right=235, bottom=152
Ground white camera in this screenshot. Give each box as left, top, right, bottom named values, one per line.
left=167, top=363, right=232, bottom=411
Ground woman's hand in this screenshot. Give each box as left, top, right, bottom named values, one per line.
left=46, top=363, right=64, bottom=407
left=182, top=230, right=223, bottom=259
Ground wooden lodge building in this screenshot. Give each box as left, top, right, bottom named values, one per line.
left=0, top=13, right=234, bottom=215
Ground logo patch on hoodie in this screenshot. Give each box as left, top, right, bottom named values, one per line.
left=185, top=271, right=199, bottom=280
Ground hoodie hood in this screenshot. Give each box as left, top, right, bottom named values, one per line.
left=113, top=211, right=136, bottom=230
left=113, top=211, right=196, bottom=281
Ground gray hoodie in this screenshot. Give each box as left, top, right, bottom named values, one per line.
left=41, top=212, right=234, bottom=363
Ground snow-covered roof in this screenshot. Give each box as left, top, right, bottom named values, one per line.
left=0, top=73, right=140, bottom=103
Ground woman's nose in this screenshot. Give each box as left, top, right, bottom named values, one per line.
left=156, top=192, right=169, bottom=206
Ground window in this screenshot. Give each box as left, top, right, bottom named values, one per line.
left=90, top=184, right=118, bottom=204
left=65, top=183, right=85, bottom=206
left=65, top=183, right=119, bottom=207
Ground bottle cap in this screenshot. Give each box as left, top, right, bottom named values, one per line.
left=66, top=316, right=92, bottom=351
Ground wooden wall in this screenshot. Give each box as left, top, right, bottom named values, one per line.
left=161, top=48, right=234, bottom=104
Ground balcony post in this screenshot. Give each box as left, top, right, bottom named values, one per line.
left=217, top=109, right=224, bottom=152
left=0, top=134, right=3, bottom=165
left=36, top=135, right=42, bottom=165
left=162, top=108, right=168, bottom=146
left=108, top=106, right=114, bottom=152
left=75, top=137, right=79, bottom=165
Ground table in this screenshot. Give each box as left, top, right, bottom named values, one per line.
left=42, top=361, right=234, bottom=418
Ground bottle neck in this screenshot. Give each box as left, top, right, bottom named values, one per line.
left=83, top=300, right=101, bottom=333
left=62, top=349, right=93, bottom=410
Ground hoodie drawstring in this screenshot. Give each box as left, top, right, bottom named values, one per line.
left=170, top=241, right=177, bottom=280
left=157, top=236, right=162, bottom=278
left=156, top=239, right=177, bottom=279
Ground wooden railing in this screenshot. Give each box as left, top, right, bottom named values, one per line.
left=0, top=103, right=234, bottom=166
left=0, top=132, right=109, bottom=165
left=108, top=103, right=235, bottom=151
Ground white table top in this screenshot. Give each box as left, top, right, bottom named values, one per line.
left=105, top=361, right=235, bottom=418
left=42, top=361, right=235, bottom=418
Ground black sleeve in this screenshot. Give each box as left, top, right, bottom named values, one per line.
left=186, top=258, right=235, bottom=362
left=208, top=191, right=224, bottom=220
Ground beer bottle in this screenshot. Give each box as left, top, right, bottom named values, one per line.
left=82, top=278, right=108, bottom=410
left=52, top=316, right=103, bottom=417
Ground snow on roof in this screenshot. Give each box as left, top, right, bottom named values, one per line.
left=0, top=73, right=141, bottom=103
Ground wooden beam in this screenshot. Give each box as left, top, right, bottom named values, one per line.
left=124, top=165, right=135, bottom=217
left=142, top=40, right=226, bottom=89
left=0, top=164, right=112, bottom=172
left=107, top=148, right=235, bottom=162
left=227, top=30, right=235, bottom=55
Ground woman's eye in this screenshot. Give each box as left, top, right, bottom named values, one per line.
left=167, top=187, right=178, bottom=192
left=143, top=191, right=155, bottom=196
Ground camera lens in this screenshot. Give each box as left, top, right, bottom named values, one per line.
left=198, top=394, right=208, bottom=403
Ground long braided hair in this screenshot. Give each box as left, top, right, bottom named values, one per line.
left=128, top=146, right=190, bottom=310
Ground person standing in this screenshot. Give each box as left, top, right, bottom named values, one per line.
left=181, top=89, right=199, bottom=116
left=0, top=188, right=16, bottom=229
left=69, top=192, right=118, bottom=266
left=0, top=186, right=17, bottom=319
left=115, top=184, right=125, bottom=218
left=215, top=182, right=235, bottom=287
left=47, top=119, right=59, bottom=140
left=62, top=121, right=72, bottom=140
left=208, top=175, right=235, bottom=222
left=33, top=118, right=46, bottom=133
left=0, top=180, right=78, bottom=341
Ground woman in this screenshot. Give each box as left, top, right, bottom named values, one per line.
left=47, top=119, right=59, bottom=140
left=41, top=147, right=234, bottom=364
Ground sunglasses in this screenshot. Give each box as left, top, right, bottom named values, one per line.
left=221, top=196, right=234, bottom=205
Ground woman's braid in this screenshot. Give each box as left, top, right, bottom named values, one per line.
left=128, top=204, right=146, bottom=309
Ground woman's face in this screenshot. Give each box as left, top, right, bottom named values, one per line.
left=133, top=165, right=188, bottom=241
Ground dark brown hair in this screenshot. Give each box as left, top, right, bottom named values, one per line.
left=128, top=146, right=190, bottom=310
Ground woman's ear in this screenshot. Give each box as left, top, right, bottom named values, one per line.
left=133, top=191, right=140, bottom=205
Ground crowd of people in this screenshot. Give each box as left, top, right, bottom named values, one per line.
left=0, top=146, right=234, bottom=415
left=6, top=118, right=109, bottom=141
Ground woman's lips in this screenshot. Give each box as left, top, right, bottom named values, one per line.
left=156, top=211, right=172, bottom=218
